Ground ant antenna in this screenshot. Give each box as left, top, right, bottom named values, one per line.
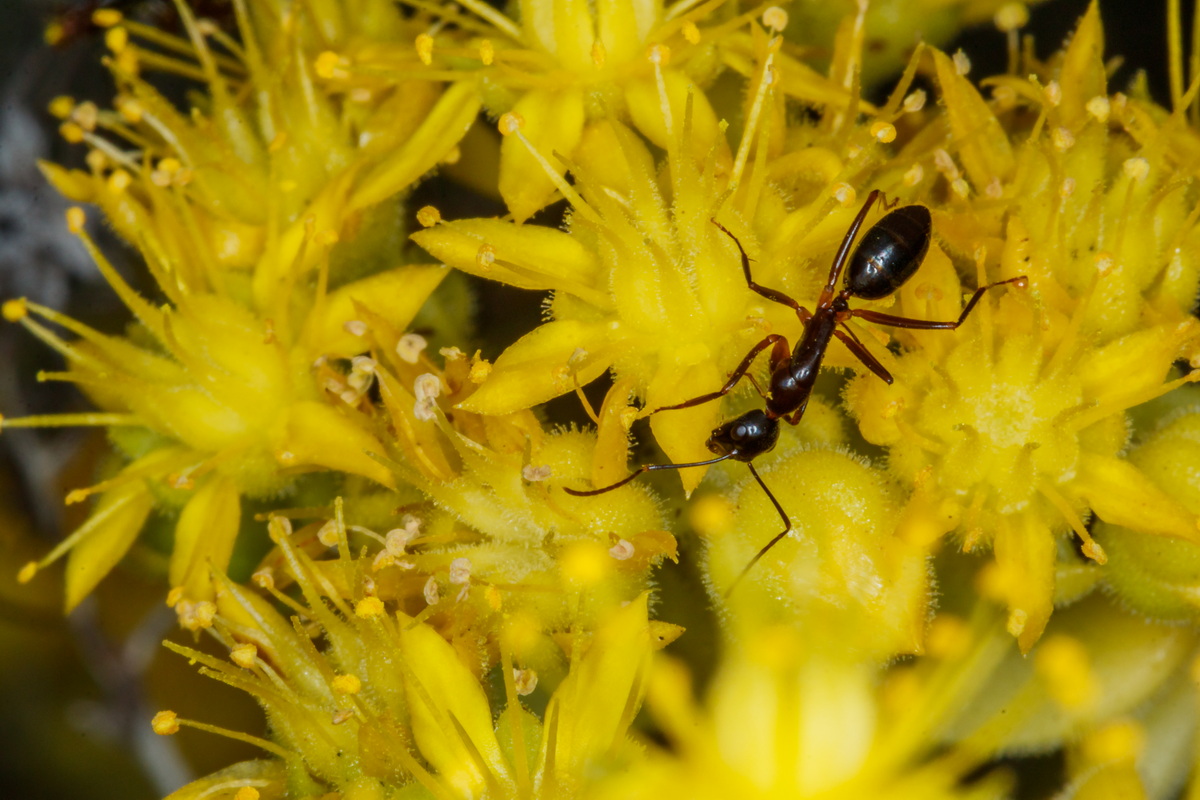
left=564, top=454, right=735, bottom=496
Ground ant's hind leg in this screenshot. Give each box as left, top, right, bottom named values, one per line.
left=710, top=219, right=812, bottom=323
left=850, top=275, right=1029, bottom=331
left=650, top=334, right=788, bottom=414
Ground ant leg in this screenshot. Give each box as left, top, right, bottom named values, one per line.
left=850, top=276, right=1028, bottom=330
left=833, top=327, right=894, bottom=385
left=710, top=220, right=812, bottom=323
left=650, top=334, right=788, bottom=413
left=724, top=462, right=792, bottom=596
left=820, top=189, right=885, bottom=300
left=564, top=454, right=733, bottom=496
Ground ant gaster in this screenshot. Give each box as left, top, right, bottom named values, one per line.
left=565, top=190, right=1027, bottom=593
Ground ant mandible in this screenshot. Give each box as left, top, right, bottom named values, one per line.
left=565, top=189, right=1027, bottom=593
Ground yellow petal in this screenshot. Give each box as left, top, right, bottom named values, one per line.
left=1057, top=1, right=1106, bottom=129
left=274, top=401, right=395, bottom=488
left=169, top=475, right=241, bottom=602
left=540, top=593, right=651, bottom=781
left=164, top=760, right=286, bottom=800
left=65, top=471, right=154, bottom=611
left=307, top=264, right=447, bottom=357
left=596, top=0, right=658, bottom=65
left=412, top=218, right=604, bottom=297
left=646, top=360, right=723, bottom=495
left=499, top=88, right=586, bottom=223
left=933, top=48, right=1015, bottom=189
left=457, top=319, right=618, bottom=415
left=625, top=69, right=729, bottom=170
left=1076, top=454, right=1199, bottom=542
left=991, top=513, right=1056, bottom=653
left=350, top=81, right=483, bottom=210
left=399, top=615, right=514, bottom=797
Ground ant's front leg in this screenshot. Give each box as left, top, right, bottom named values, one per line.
left=650, top=334, right=789, bottom=414
left=710, top=219, right=812, bottom=324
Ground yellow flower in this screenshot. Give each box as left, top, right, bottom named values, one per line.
left=159, top=528, right=662, bottom=799
left=10, top=0, right=475, bottom=609
left=408, top=0, right=851, bottom=221
left=414, top=20, right=928, bottom=495
left=845, top=6, right=1200, bottom=650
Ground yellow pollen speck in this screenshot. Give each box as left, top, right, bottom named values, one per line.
left=44, top=22, right=64, bottom=46
left=479, top=39, right=495, bottom=65
left=1086, top=95, right=1111, bottom=122
left=609, top=539, right=635, bottom=560
left=952, top=49, right=971, bottom=75
left=234, top=788, right=260, bottom=800
left=3, top=298, right=28, bottom=322
left=65, top=207, right=86, bottom=233
left=992, top=84, right=1017, bottom=109
left=477, top=243, right=497, bottom=270
left=355, top=596, right=385, bottom=618
left=165, top=586, right=184, bottom=607
left=985, top=177, right=1004, bottom=198
left=469, top=357, right=492, bottom=383
left=690, top=494, right=735, bottom=538
left=315, top=51, right=341, bottom=79
left=1035, top=635, right=1097, bottom=710
left=314, top=229, right=339, bottom=246
left=647, top=43, right=670, bottom=65
left=230, top=643, right=258, bottom=668
left=763, top=6, right=789, bottom=32
left=1123, top=156, right=1150, bottom=181
left=417, top=205, right=441, bottom=227
left=332, top=673, right=362, bottom=695
left=681, top=21, right=701, bottom=44
left=48, top=95, right=74, bottom=119
left=903, top=163, right=925, bottom=186
left=562, top=541, right=612, bottom=586
left=252, top=569, right=275, bottom=589
left=619, top=405, right=638, bottom=430
left=485, top=585, right=503, bottom=610
left=1051, top=127, right=1075, bottom=151
left=498, top=112, right=524, bottom=135
left=870, top=121, right=896, bottom=143
left=268, top=132, right=288, bottom=152
left=424, top=576, right=440, bottom=604
left=72, top=101, right=98, bottom=131
left=1060, top=177, right=1076, bottom=197
left=60, top=122, right=85, bottom=144
left=151, top=710, right=180, bottom=735
left=415, top=33, right=434, bottom=66
left=17, top=561, right=37, bottom=583
left=116, top=98, right=143, bottom=123
left=833, top=183, right=856, bottom=206
left=927, top=615, right=970, bottom=659
left=1083, top=722, right=1145, bottom=764
left=994, top=2, right=1029, bottom=31
left=591, top=40, right=607, bottom=67
left=1043, top=80, right=1062, bottom=107
left=1094, top=251, right=1116, bottom=276
left=442, top=145, right=461, bottom=165
left=951, top=178, right=970, bottom=198
left=92, top=8, right=123, bottom=27
left=105, top=26, right=128, bottom=53
left=1006, top=608, right=1028, bottom=637
left=902, top=89, right=927, bottom=113
left=107, top=169, right=132, bottom=193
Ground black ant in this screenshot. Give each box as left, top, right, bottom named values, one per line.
left=565, top=190, right=1027, bottom=593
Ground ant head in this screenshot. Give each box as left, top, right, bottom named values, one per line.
left=707, top=409, right=779, bottom=463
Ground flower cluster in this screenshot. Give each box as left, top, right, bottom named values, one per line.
left=7, top=1, right=1200, bottom=799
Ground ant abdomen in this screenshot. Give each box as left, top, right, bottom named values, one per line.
left=846, top=204, right=931, bottom=300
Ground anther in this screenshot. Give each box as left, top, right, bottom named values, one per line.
left=415, top=33, right=434, bottom=66
left=870, top=121, right=896, bottom=143
left=952, top=50, right=971, bottom=76
left=762, top=6, right=789, bottom=32
left=994, top=3, right=1029, bottom=32
left=416, top=205, right=441, bottom=227
left=498, top=112, right=524, bottom=135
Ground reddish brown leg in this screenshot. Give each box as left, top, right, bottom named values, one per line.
left=650, top=334, right=788, bottom=413
left=850, top=276, right=1028, bottom=330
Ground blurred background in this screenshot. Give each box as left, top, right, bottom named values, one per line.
left=0, top=1, right=1185, bottom=798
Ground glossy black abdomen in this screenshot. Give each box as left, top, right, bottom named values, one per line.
left=846, top=205, right=931, bottom=300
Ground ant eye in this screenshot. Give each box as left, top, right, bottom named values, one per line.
left=734, top=424, right=748, bottom=440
